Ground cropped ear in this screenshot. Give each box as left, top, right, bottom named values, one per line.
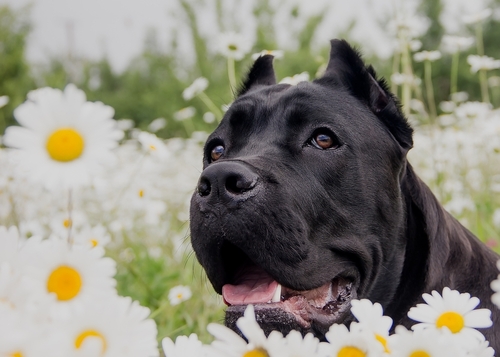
left=316, top=39, right=413, bottom=151
left=237, top=55, right=276, bottom=97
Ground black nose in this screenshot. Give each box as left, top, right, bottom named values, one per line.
left=197, top=161, right=259, bottom=199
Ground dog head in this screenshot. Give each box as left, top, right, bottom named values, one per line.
left=189, top=39, right=414, bottom=338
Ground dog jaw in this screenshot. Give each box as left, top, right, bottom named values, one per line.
left=224, top=278, right=356, bottom=338
left=222, top=262, right=356, bottom=335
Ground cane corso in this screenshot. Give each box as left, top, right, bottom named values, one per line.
left=189, top=39, right=500, bottom=349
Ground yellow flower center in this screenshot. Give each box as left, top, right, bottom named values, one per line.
left=10, top=352, right=23, bottom=357
left=149, top=144, right=156, bottom=151
left=243, top=348, right=269, bottom=357
left=375, top=334, right=390, bottom=353
left=63, top=218, right=72, bottom=228
left=47, top=265, right=82, bottom=301
left=46, top=128, right=85, bottom=162
left=177, top=293, right=183, bottom=299
left=90, top=239, right=98, bottom=247
left=436, top=311, right=465, bottom=333
left=138, top=189, right=144, bottom=198
left=337, top=346, right=366, bottom=357
left=75, top=329, right=107, bottom=354
left=410, top=350, right=431, bottom=357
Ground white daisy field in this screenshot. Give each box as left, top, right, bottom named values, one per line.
left=0, top=0, right=500, bottom=356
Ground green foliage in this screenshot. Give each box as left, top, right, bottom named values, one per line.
left=109, top=238, right=225, bottom=343
left=0, top=5, right=35, bottom=134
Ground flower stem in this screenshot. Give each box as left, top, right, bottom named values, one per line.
left=474, top=22, right=490, bottom=103
left=197, top=92, right=223, bottom=120
left=479, top=69, right=490, bottom=103
left=400, top=37, right=412, bottom=117
left=424, top=60, right=437, bottom=121
left=182, top=117, right=196, bottom=136
left=475, top=23, right=484, bottom=56
left=391, top=50, right=401, bottom=94
left=149, top=299, right=170, bottom=319
left=227, top=57, right=237, bottom=93
left=450, top=52, right=459, bottom=96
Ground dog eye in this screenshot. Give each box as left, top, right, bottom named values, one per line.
left=210, top=145, right=225, bottom=161
left=310, top=130, right=339, bottom=150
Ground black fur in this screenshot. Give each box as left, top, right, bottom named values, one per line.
left=238, top=54, right=277, bottom=96
left=189, top=39, right=500, bottom=350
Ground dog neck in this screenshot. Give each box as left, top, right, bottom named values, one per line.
left=388, top=163, right=500, bottom=342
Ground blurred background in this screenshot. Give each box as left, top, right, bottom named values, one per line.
left=1, top=0, right=500, bottom=345
left=1, top=0, right=499, bottom=136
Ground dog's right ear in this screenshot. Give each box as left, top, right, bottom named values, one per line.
left=317, top=39, right=413, bottom=151
left=237, top=55, right=276, bottom=97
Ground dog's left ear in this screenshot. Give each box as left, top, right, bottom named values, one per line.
left=237, top=55, right=276, bottom=96
left=317, top=39, right=413, bottom=151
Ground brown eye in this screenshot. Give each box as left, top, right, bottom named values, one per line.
left=311, top=131, right=340, bottom=150
left=211, top=145, right=225, bottom=161
left=315, top=133, right=333, bottom=149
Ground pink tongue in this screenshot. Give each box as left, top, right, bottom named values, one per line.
left=222, top=266, right=278, bottom=305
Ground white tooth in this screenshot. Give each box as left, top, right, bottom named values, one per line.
left=272, top=284, right=282, bottom=303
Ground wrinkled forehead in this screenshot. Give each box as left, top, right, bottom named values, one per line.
left=214, top=81, right=373, bottom=138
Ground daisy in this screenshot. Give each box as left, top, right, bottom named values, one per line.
left=407, top=288, right=492, bottom=345
left=280, top=72, right=310, bottom=85
left=0, top=306, right=67, bottom=357
left=216, top=32, right=253, bottom=61
left=441, top=36, right=474, bottom=54
left=61, top=296, right=159, bottom=357
left=350, top=299, right=393, bottom=353
left=490, top=260, right=500, bottom=309
left=183, top=77, right=209, bottom=101
left=467, top=55, right=500, bottom=73
left=0, top=95, right=8, bottom=108
left=389, top=325, right=464, bottom=357
left=147, top=117, right=167, bottom=133
left=235, top=305, right=273, bottom=352
left=451, top=92, right=469, bottom=103
left=19, top=237, right=116, bottom=320
left=207, top=305, right=283, bottom=357
left=2, top=84, right=123, bottom=189
left=413, top=51, right=442, bottom=62
left=409, top=40, right=422, bottom=52
left=325, top=323, right=383, bottom=357
left=454, top=102, right=492, bottom=121
left=173, top=107, right=196, bottom=121
left=73, top=224, right=111, bottom=249
left=466, top=340, right=495, bottom=357
left=162, top=333, right=205, bottom=357
left=206, top=323, right=248, bottom=357
left=390, top=73, right=421, bottom=87
left=439, top=101, right=456, bottom=113
left=203, top=112, right=216, bottom=124
left=49, top=209, right=88, bottom=240
left=280, top=330, right=323, bottom=357
left=137, top=131, right=170, bottom=159
left=251, top=50, right=284, bottom=60
left=116, top=119, right=135, bottom=131
left=168, top=285, right=192, bottom=306
left=462, top=9, right=492, bottom=25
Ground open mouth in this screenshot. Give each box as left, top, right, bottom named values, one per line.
left=221, top=250, right=356, bottom=331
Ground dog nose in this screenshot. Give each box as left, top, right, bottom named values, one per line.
left=197, top=161, right=259, bottom=199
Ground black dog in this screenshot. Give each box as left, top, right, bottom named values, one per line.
left=189, top=39, right=500, bottom=350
